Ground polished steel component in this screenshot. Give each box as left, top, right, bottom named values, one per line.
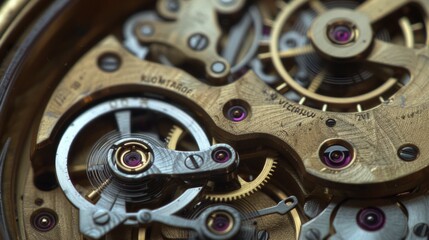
left=166, top=125, right=278, bottom=202
left=133, top=197, right=297, bottom=240
left=2, top=1, right=429, bottom=240
left=134, top=0, right=246, bottom=81
left=55, top=97, right=213, bottom=238
left=263, top=0, right=428, bottom=111
left=333, top=200, right=407, bottom=240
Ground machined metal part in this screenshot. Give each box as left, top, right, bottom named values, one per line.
left=166, top=125, right=278, bottom=202
left=55, top=97, right=213, bottom=237
left=132, top=197, right=297, bottom=240
left=260, top=0, right=429, bottom=111
left=123, top=11, right=160, bottom=59
left=0, top=139, right=11, bottom=240
left=106, top=138, right=238, bottom=180
left=332, top=200, right=407, bottom=240
left=39, top=36, right=429, bottom=192
left=2, top=1, right=429, bottom=240
left=134, top=0, right=247, bottom=81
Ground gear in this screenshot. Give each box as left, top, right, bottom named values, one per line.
left=206, top=157, right=277, bottom=202
left=166, top=125, right=277, bottom=202
left=165, top=125, right=184, bottom=149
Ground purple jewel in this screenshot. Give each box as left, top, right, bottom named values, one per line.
left=328, top=24, right=354, bottom=44
left=357, top=207, right=386, bottom=231
left=227, top=106, right=247, bottom=122
left=212, top=148, right=231, bottom=163
left=211, top=214, right=231, bottom=232
left=321, top=145, right=352, bottom=168
left=123, top=152, right=142, bottom=167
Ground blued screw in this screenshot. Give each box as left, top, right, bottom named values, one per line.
left=414, top=223, right=429, bottom=237
left=185, top=154, right=204, bottom=169
left=398, top=144, right=419, bottom=161
left=305, top=228, right=321, bottom=240
left=188, top=33, right=209, bottom=51
left=257, top=230, right=270, bottom=240
left=93, top=209, right=110, bottom=225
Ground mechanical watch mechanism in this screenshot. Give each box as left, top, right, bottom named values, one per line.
left=0, top=0, right=429, bottom=239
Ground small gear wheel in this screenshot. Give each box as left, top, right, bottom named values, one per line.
left=165, top=125, right=184, bottom=149
left=205, top=157, right=277, bottom=202
left=166, top=125, right=277, bottom=202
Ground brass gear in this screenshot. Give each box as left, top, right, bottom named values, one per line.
left=165, top=125, right=184, bottom=149
left=166, top=125, right=277, bottom=202
left=206, top=157, right=277, bottom=202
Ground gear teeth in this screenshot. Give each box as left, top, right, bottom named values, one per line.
left=165, top=125, right=183, bottom=149
left=165, top=125, right=178, bottom=144
left=204, top=157, right=277, bottom=202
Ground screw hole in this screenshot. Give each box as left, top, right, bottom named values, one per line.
left=34, top=171, right=58, bottom=191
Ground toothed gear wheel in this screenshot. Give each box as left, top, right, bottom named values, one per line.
left=205, top=157, right=277, bottom=202
left=166, top=125, right=277, bottom=202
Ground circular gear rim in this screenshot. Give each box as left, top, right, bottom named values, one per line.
left=166, top=125, right=277, bottom=202
left=268, top=0, right=418, bottom=110
left=55, top=97, right=210, bottom=220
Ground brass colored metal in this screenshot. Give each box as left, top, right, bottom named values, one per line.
left=114, top=141, right=152, bottom=173
left=166, top=125, right=184, bottom=150
left=205, top=157, right=276, bottom=201
left=0, top=0, right=28, bottom=37
left=166, top=125, right=277, bottom=201
left=265, top=184, right=302, bottom=240
left=85, top=178, right=112, bottom=204
left=33, top=36, right=429, bottom=195
left=206, top=211, right=235, bottom=235
left=356, top=0, right=420, bottom=24
left=266, top=0, right=426, bottom=109
left=310, top=9, right=373, bottom=58
left=161, top=190, right=300, bottom=240
left=4, top=1, right=429, bottom=239
left=134, top=0, right=245, bottom=82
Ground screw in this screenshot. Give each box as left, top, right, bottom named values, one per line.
left=188, top=33, right=209, bottom=51
left=139, top=211, right=152, bottom=223
left=140, top=23, right=154, bottom=36
left=286, top=39, right=297, bottom=48
left=185, top=154, right=204, bottom=169
left=325, top=119, right=336, bottom=127
left=257, top=230, right=270, bottom=240
left=414, top=223, right=429, bottom=237
left=304, top=199, right=324, bottom=219
left=305, top=228, right=321, bottom=240
left=98, top=53, right=121, bottom=72
left=166, top=0, right=180, bottom=12
left=211, top=61, right=227, bottom=74
left=398, top=144, right=419, bottom=161
left=93, top=209, right=110, bottom=225
left=219, top=0, right=235, bottom=5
